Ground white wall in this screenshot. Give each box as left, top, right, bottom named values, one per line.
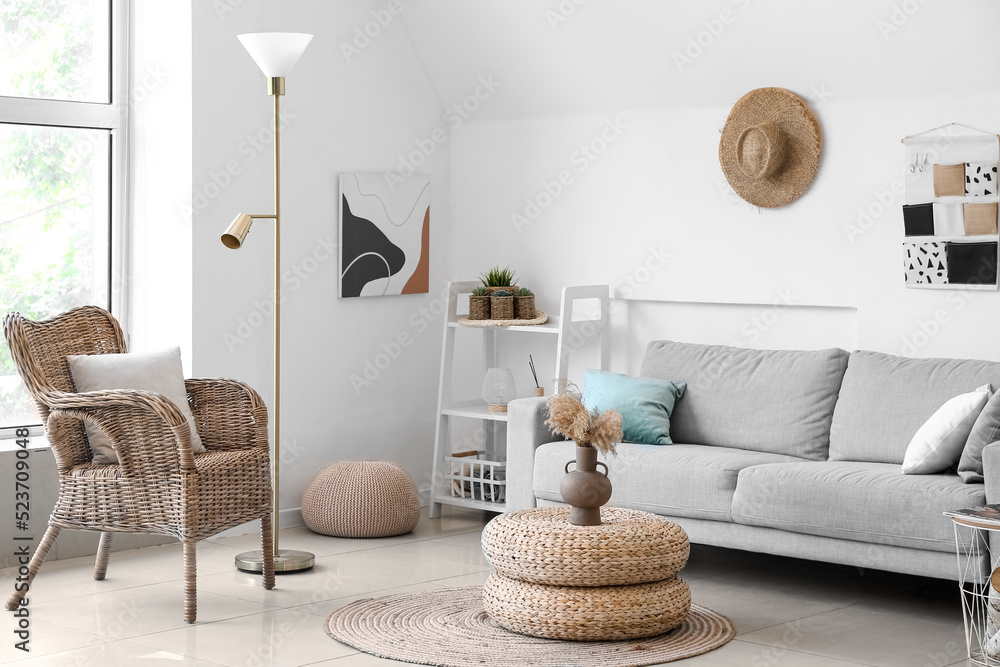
left=192, top=0, right=451, bottom=523
left=439, top=2, right=1000, bottom=378
left=130, top=1, right=193, bottom=372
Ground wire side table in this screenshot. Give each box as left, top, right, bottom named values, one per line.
left=952, top=516, right=999, bottom=666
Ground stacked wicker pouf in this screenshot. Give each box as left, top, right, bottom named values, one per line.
left=302, top=460, right=421, bottom=538
left=481, top=506, right=691, bottom=641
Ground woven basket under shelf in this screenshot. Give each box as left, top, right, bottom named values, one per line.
left=482, top=506, right=689, bottom=586
left=302, top=460, right=420, bottom=538
left=482, top=571, right=691, bottom=641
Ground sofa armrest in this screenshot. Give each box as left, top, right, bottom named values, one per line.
left=506, top=397, right=564, bottom=511
left=981, top=441, right=1000, bottom=554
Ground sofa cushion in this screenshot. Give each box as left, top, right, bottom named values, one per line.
left=639, top=341, right=849, bottom=459
left=829, top=351, right=1000, bottom=464
left=731, top=461, right=985, bottom=553
left=582, top=368, right=685, bottom=445
left=533, top=441, right=807, bottom=522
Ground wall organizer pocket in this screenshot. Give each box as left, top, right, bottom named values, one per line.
left=901, top=123, right=1000, bottom=290
left=964, top=203, right=999, bottom=235
left=933, top=163, right=966, bottom=197
left=965, top=163, right=998, bottom=196
left=902, top=203, right=934, bottom=236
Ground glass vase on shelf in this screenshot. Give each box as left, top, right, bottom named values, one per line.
left=482, top=368, right=516, bottom=413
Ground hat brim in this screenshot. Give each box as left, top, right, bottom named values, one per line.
left=719, top=88, right=822, bottom=209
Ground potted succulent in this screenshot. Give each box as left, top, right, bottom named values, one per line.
left=479, top=266, right=518, bottom=295
left=469, top=286, right=491, bottom=320
left=514, top=287, right=535, bottom=319
left=490, top=289, right=514, bottom=320
left=545, top=380, right=622, bottom=526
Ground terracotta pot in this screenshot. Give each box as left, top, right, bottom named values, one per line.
left=560, top=446, right=612, bottom=526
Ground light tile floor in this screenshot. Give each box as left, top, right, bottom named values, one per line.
left=0, top=508, right=974, bottom=666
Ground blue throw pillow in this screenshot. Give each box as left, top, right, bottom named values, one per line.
left=582, top=368, right=686, bottom=445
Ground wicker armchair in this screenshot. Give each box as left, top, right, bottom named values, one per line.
left=2, top=306, right=275, bottom=623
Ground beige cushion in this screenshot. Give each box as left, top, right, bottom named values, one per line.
left=67, top=346, right=205, bottom=464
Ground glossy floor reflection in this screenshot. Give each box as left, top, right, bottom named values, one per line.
left=0, top=508, right=973, bottom=666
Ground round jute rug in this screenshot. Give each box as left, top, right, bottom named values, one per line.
left=325, top=586, right=735, bottom=667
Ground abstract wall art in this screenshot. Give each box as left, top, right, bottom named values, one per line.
left=339, top=173, right=430, bottom=298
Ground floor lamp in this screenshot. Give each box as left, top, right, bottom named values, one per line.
left=222, top=32, right=315, bottom=574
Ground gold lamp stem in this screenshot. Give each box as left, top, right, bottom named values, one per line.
left=272, top=89, right=281, bottom=558
left=233, top=75, right=313, bottom=574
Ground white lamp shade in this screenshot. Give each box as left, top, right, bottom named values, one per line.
left=237, top=32, right=313, bottom=77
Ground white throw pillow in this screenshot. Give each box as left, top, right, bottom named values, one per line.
left=67, top=346, right=205, bottom=465
left=902, top=384, right=991, bottom=474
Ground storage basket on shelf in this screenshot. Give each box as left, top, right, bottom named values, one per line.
left=444, top=450, right=506, bottom=504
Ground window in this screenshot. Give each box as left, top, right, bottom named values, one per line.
left=0, top=1, right=127, bottom=432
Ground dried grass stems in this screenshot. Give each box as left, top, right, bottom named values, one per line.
left=546, top=380, right=622, bottom=456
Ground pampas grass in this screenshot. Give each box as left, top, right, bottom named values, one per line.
left=546, top=380, right=622, bottom=456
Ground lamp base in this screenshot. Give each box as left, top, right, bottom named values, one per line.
left=235, top=549, right=315, bottom=573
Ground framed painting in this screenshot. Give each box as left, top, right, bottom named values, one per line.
left=339, top=173, right=429, bottom=298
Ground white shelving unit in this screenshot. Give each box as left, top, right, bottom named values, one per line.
left=428, top=281, right=609, bottom=517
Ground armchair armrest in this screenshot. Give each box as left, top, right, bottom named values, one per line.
left=981, top=441, right=1000, bottom=553
left=46, top=390, right=194, bottom=477
left=506, top=396, right=565, bottom=511
left=185, top=378, right=269, bottom=453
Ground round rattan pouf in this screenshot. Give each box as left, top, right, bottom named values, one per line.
left=483, top=571, right=692, bottom=641
left=302, top=460, right=420, bottom=538
left=481, top=506, right=692, bottom=641
left=482, top=506, right=689, bottom=586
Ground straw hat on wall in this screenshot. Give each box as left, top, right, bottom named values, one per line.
left=719, top=87, right=822, bottom=209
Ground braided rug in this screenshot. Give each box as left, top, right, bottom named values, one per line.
left=326, top=586, right=734, bottom=666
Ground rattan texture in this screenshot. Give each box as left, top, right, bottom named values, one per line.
left=468, top=296, right=490, bottom=320
left=301, top=460, right=420, bottom=538
left=719, top=87, right=822, bottom=209
left=483, top=571, right=691, bottom=641
left=482, top=506, right=689, bottom=586
left=491, top=296, right=514, bottom=320
left=2, top=306, right=275, bottom=623
left=327, top=586, right=733, bottom=666
left=457, top=310, right=548, bottom=328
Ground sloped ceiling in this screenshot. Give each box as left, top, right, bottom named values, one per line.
left=399, top=0, right=999, bottom=117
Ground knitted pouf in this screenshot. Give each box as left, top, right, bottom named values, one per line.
left=302, top=460, right=421, bottom=538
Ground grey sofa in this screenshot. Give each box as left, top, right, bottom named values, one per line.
left=507, top=341, right=1000, bottom=581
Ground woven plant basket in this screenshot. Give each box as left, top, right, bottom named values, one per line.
left=469, top=296, right=490, bottom=320
left=514, top=296, right=535, bottom=319
left=491, top=296, right=514, bottom=320
left=484, top=285, right=518, bottom=295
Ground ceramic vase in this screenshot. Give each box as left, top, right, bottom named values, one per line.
left=560, top=445, right=612, bottom=526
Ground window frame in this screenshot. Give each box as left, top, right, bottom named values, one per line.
left=0, top=1, right=130, bottom=437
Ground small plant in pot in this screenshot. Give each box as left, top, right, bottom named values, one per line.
left=469, top=286, right=491, bottom=320
left=514, top=287, right=535, bottom=320
left=490, top=289, right=514, bottom=320
left=545, top=380, right=622, bottom=526
left=479, top=266, right=518, bottom=295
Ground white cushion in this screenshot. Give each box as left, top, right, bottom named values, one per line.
left=902, top=384, right=991, bottom=474
left=67, top=347, right=205, bottom=465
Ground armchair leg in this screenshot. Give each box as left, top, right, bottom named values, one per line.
left=6, top=524, right=60, bottom=611
left=261, top=513, right=275, bottom=590
left=93, top=532, right=113, bottom=580
left=183, top=540, right=196, bottom=623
